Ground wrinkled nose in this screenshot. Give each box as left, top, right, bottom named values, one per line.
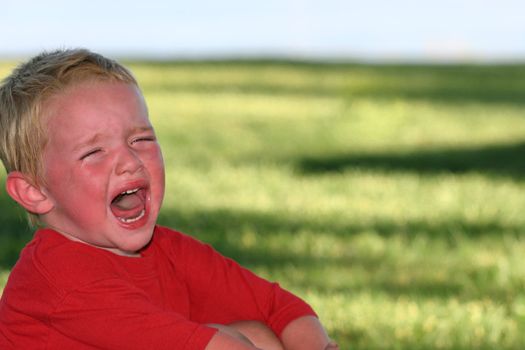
left=115, top=147, right=143, bottom=175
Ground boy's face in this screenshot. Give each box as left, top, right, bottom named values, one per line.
left=40, top=81, right=165, bottom=256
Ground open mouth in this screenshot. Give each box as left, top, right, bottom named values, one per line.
left=110, top=187, right=147, bottom=224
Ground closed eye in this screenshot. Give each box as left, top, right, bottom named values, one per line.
left=131, top=136, right=156, bottom=144
left=80, top=148, right=102, bottom=160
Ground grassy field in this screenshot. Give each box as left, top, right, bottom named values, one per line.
left=2, top=60, right=525, bottom=349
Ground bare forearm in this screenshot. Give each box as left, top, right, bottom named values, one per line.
left=205, top=329, right=260, bottom=350
left=280, top=316, right=337, bottom=350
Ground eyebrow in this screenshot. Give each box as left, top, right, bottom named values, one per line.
left=131, top=126, right=155, bottom=134
left=72, top=133, right=103, bottom=153
left=72, top=126, right=155, bottom=153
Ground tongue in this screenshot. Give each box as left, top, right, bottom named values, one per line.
left=113, top=193, right=142, bottom=211
left=111, top=192, right=145, bottom=220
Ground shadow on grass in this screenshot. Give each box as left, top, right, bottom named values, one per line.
left=2, top=182, right=521, bottom=301
left=0, top=189, right=33, bottom=270
left=157, top=206, right=522, bottom=301
left=345, top=64, right=525, bottom=106
left=297, top=141, right=525, bottom=179
left=136, top=61, right=525, bottom=106
left=159, top=206, right=521, bottom=243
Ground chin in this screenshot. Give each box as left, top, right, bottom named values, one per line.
left=108, top=223, right=154, bottom=255
left=128, top=227, right=155, bottom=251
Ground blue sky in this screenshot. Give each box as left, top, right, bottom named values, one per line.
left=1, top=0, right=524, bottom=62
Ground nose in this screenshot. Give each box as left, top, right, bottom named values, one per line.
left=115, top=147, right=143, bottom=175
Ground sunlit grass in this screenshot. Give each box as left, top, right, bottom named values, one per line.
left=2, top=60, right=525, bottom=349
left=308, top=291, right=523, bottom=349
left=0, top=270, right=9, bottom=294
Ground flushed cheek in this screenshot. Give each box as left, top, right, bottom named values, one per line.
left=151, top=167, right=165, bottom=206
left=142, top=147, right=164, bottom=172
left=55, top=167, right=109, bottom=216
left=61, top=179, right=107, bottom=214
left=144, top=150, right=165, bottom=198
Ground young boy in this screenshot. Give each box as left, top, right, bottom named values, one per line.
left=0, top=49, right=338, bottom=349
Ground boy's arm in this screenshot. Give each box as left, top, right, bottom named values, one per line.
left=280, top=316, right=339, bottom=350
left=52, top=285, right=214, bottom=349
left=170, top=229, right=338, bottom=348
left=178, top=231, right=317, bottom=330
left=210, top=317, right=339, bottom=350
left=206, top=330, right=260, bottom=350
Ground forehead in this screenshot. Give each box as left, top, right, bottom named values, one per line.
left=42, top=80, right=150, bottom=139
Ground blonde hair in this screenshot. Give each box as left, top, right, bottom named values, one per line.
left=0, top=48, right=137, bottom=225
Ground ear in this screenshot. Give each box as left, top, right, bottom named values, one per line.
left=6, top=171, right=54, bottom=215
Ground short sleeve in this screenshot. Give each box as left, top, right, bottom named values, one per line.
left=169, top=230, right=317, bottom=337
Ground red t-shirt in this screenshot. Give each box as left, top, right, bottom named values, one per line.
left=0, top=225, right=315, bottom=349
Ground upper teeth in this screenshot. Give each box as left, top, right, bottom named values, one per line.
left=122, top=188, right=139, bottom=195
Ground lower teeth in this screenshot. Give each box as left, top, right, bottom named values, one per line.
left=119, top=209, right=145, bottom=223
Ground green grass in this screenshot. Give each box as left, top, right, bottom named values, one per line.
left=2, top=60, right=525, bottom=349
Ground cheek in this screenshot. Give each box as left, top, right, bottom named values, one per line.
left=145, top=149, right=165, bottom=203
left=56, top=161, right=111, bottom=206
left=58, top=172, right=109, bottom=226
left=144, top=147, right=165, bottom=179
left=150, top=158, right=165, bottom=194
